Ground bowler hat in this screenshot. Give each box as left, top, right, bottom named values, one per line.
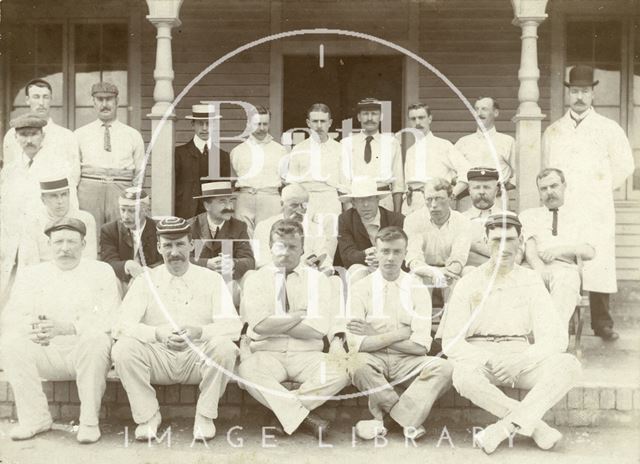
left=564, top=65, right=599, bottom=87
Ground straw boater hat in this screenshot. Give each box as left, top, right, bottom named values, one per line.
left=185, top=104, right=221, bottom=120
left=193, top=180, right=236, bottom=199
left=40, top=176, right=70, bottom=194
left=339, top=177, right=390, bottom=201
left=564, top=65, right=599, bottom=87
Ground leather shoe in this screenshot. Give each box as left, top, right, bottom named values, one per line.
left=299, top=412, right=330, bottom=438
left=595, top=327, right=619, bottom=341
left=135, top=410, right=162, bottom=441
left=10, top=420, right=53, bottom=441
left=76, top=424, right=101, bottom=444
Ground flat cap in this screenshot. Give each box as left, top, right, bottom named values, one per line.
left=91, top=81, right=119, bottom=97
left=356, top=97, right=382, bottom=112
left=484, top=211, right=522, bottom=230
left=119, top=187, right=150, bottom=206
left=44, top=217, right=87, bottom=237
left=156, top=216, right=191, bottom=236
left=467, top=167, right=500, bottom=181
left=10, top=112, right=47, bottom=130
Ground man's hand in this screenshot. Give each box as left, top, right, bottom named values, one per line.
left=538, top=250, right=558, bottom=264
left=487, top=353, right=523, bottom=385
left=413, top=265, right=448, bottom=288
left=347, top=319, right=379, bottom=336
left=443, top=264, right=462, bottom=282
left=30, top=318, right=75, bottom=345
left=206, top=255, right=235, bottom=276
left=125, top=260, right=147, bottom=278
left=328, top=337, right=347, bottom=356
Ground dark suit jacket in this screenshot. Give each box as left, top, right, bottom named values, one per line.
left=189, top=213, right=255, bottom=280
left=99, top=218, right=162, bottom=282
left=337, top=207, right=405, bottom=269
left=174, top=139, right=230, bottom=219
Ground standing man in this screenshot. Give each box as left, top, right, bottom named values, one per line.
left=1, top=218, right=121, bottom=443
left=403, top=103, right=470, bottom=214
left=442, top=212, right=581, bottom=454
left=175, top=104, right=230, bottom=220
left=112, top=217, right=242, bottom=441
left=75, top=82, right=145, bottom=236
left=2, top=78, right=80, bottom=182
left=285, top=103, right=347, bottom=220
left=238, top=219, right=350, bottom=438
left=542, top=65, right=635, bottom=340
left=100, top=188, right=161, bottom=286
left=230, top=106, right=286, bottom=236
left=341, top=98, right=404, bottom=213
left=347, top=226, right=453, bottom=441
left=520, top=168, right=595, bottom=326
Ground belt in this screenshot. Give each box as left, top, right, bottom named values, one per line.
left=81, top=174, right=133, bottom=183
left=466, top=334, right=529, bottom=343
left=236, top=187, right=279, bottom=195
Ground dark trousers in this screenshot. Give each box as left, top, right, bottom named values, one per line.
left=590, top=292, right=613, bottom=331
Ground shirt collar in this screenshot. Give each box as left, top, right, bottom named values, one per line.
left=249, top=133, right=274, bottom=145
left=569, top=107, right=592, bottom=123
left=160, top=262, right=194, bottom=283
left=372, top=268, right=411, bottom=288
left=206, top=214, right=225, bottom=231
left=469, top=204, right=497, bottom=218
left=193, top=135, right=209, bottom=152
left=475, top=126, right=497, bottom=137
left=361, top=209, right=381, bottom=227
left=267, top=261, right=305, bottom=277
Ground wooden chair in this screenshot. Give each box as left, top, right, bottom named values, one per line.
left=569, top=257, right=589, bottom=358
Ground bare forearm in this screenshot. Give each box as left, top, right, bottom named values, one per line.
left=358, top=329, right=407, bottom=352
left=254, top=316, right=302, bottom=335
left=470, top=241, right=490, bottom=257
left=452, top=181, right=467, bottom=198
left=388, top=340, right=427, bottom=355
left=287, top=323, right=324, bottom=340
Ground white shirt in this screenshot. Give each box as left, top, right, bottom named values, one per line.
left=206, top=215, right=225, bottom=238
left=114, top=264, right=242, bottom=343
left=1, top=259, right=121, bottom=344
left=193, top=135, right=209, bottom=153
left=455, top=127, right=516, bottom=185
left=519, top=205, right=593, bottom=256
left=230, top=134, right=287, bottom=189
left=341, top=132, right=405, bottom=193
left=405, top=132, right=470, bottom=184
left=462, top=204, right=503, bottom=248
left=347, top=269, right=432, bottom=353
left=285, top=136, right=348, bottom=192
left=75, top=119, right=146, bottom=184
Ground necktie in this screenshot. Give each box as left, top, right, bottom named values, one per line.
left=103, top=123, right=112, bottom=152
left=277, top=271, right=290, bottom=313
left=210, top=226, right=217, bottom=239
left=203, top=144, right=209, bottom=157
left=364, top=135, right=373, bottom=164
left=27, top=158, right=33, bottom=169
left=550, top=208, right=558, bottom=236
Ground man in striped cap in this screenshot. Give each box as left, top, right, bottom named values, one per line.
left=112, top=216, right=242, bottom=442
left=100, top=187, right=161, bottom=286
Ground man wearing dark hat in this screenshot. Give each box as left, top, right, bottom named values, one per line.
left=340, top=98, right=405, bottom=213
left=75, top=81, right=145, bottom=236
left=542, top=65, right=635, bottom=341
left=2, top=78, right=80, bottom=179
left=100, top=187, right=161, bottom=286
left=1, top=217, right=121, bottom=443
left=175, top=104, right=231, bottom=219
left=441, top=211, right=581, bottom=454
left=112, top=217, right=242, bottom=441
left=189, top=180, right=254, bottom=280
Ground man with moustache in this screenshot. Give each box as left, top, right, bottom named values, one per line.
left=239, top=219, right=350, bottom=438
left=100, top=188, right=161, bottom=286
left=189, top=180, right=254, bottom=281
left=520, top=168, right=594, bottom=326
left=347, top=226, right=453, bottom=441
left=2, top=78, right=80, bottom=181
left=1, top=217, right=121, bottom=443
left=442, top=212, right=581, bottom=454
left=112, top=217, right=242, bottom=441
left=175, top=104, right=231, bottom=219
left=253, top=184, right=336, bottom=274
left=75, top=82, right=145, bottom=235
left=542, top=65, right=634, bottom=341
left=341, top=98, right=404, bottom=213
left=403, top=103, right=470, bottom=214
left=230, top=106, right=287, bottom=236
left=337, top=177, right=404, bottom=282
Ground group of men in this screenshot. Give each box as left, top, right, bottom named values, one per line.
left=0, top=64, right=634, bottom=454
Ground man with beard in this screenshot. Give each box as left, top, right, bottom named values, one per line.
left=230, top=106, right=286, bottom=236
left=520, top=168, right=595, bottom=326
left=100, top=188, right=161, bottom=286
left=403, top=103, right=470, bottom=214
left=239, top=219, right=349, bottom=438
left=1, top=217, right=120, bottom=443
left=253, top=184, right=336, bottom=274
left=175, top=104, right=231, bottom=219
left=542, top=65, right=634, bottom=341
left=341, top=98, right=404, bottom=213
left=75, top=82, right=145, bottom=236
left=442, top=212, right=581, bottom=454
left=112, top=217, right=242, bottom=441
left=189, top=180, right=254, bottom=281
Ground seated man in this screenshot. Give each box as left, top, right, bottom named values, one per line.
left=337, top=177, right=404, bottom=282
left=520, top=168, right=594, bottom=326
left=100, top=188, right=161, bottom=285
left=112, top=217, right=242, bottom=441
left=442, top=212, right=582, bottom=454
left=253, top=184, right=336, bottom=274
left=238, top=219, right=350, bottom=438
left=1, top=217, right=121, bottom=443
left=347, top=226, right=453, bottom=441
left=190, top=180, right=255, bottom=281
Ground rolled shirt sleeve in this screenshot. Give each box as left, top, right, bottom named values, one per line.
left=201, top=273, right=242, bottom=342
left=446, top=214, right=472, bottom=267
left=112, top=275, right=157, bottom=343
left=408, top=284, right=433, bottom=350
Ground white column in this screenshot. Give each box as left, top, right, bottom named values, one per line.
left=146, top=0, right=183, bottom=216
left=511, top=0, right=548, bottom=211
